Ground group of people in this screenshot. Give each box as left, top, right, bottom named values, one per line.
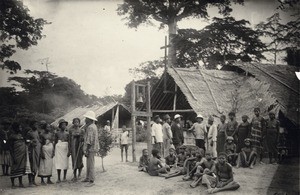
left=138, top=107, right=286, bottom=193
left=0, top=110, right=99, bottom=188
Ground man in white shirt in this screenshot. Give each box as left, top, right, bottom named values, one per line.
left=152, top=115, right=163, bottom=156
left=189, top=114, right=207, bottom=151
left=207, top=116, right=218, bottom=158
left=119, top=125, right=129, bottom=162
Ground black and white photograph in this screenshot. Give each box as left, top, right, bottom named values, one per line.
left=0, top=0, right=299, bottom=194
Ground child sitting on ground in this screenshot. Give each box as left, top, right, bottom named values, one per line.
left=177, top=147, right=187, bottom=167
left=236, top=138, right=256, bottom=169
left=148, top=149, right=169, bottom=176
left=182, top=150, right=204, bottom=181
left=190, top=152, right=216, bottom=188
left=224, top=136, right=238, bottom=166
left=165, top=148, right=177, bottom=168
left=138, top=149, right=150, bottom=172
left=165, top=150, right=201, bottom=179
left=202, top=152, right=240, bottom=194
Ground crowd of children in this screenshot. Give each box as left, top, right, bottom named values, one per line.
left=138, top=107, right=287, bottom=194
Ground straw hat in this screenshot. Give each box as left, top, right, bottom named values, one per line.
left=196, top=114, right=203, bottom=119
left=174, top=114, right=182, bottom=120
left=83, top=111, right=98, bottom=121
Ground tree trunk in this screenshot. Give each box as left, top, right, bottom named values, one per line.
left=101, top=157, right=106, bottom=172
left=168, top=18, right=177, bottom=67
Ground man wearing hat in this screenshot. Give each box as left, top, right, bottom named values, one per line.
left=152, top=115, right=163, bottom=155
left=171, top=114, right=184, bottom=150
left=189, top=114, right=206, bottom=151
left=82, top=111, right=99, bottom=187
left=162, top=114, right=172, bottom=157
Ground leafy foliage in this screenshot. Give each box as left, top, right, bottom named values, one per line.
left=175, top=17, right=266, bottom=69
left=255, top=13, right=288, bottom=64
left=118, top=0, right=244, bottom=66
left=129, top=60, right=164, bottom=80
left=0, top=0, right=48, bottom=73
left=98, top=128, right=113, bottom=171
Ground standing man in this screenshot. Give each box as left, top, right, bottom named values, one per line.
left=207, top=116, right=218, bottom=158
left=82, top=111, right=99, bottom=187
left=189, top=114, right=206, bottom=151
left=162, top=114, right=172, bottom=157
left=0, top=119, right=11, bottom=176
left=171, top=114, right=184, bottom=151
left=152, top=115, right=163, bottom=156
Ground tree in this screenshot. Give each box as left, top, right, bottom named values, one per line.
left=256, top=13, right=288, bottom=65
left=98, top=128, right=113, bottom=172
left=175, top=17, right=266, bottom=69
left=0, top=0, right=48, bottom=73
left=129, top=60, right=164, bottom=80
left=8, top=70, right=98, bottom=114
left=117, top=0, right=244, bottom=67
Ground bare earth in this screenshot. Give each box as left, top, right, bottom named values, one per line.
left=0, top=143, right=297, bottom=195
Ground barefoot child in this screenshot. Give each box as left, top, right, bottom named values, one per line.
left=236, top=115, right=251, bottom=153
left=119, top=125, right=129, bottom=162
left=202, top=152, right=240, bottom=194
left=190, top=152, right=216, bottom=188
left=165, top=148, right=177, bottom=168
left=265, top=111, right=280, bottom=164
left=177, top=147, right=187, bottom=167
left=236, top=138, right=256, bottom=169
left=224, top=136, right=238, bottom=166
left=148, top=149, right=169, bottom=176
left=138, top=149, right=150, bottom=172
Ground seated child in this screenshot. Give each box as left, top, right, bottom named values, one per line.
left=236, top=138, right=256, bottom=169
left=202, top=152, right=240, bottom=194
left=148, top=149, right=169, bottom=176
left=165, top=148, right=177, bottom=168
left=224, top=136, right=238, bottom=166
left=165, top=150, right=200, bottom=179
left=177, top=147, right=187, bottom=167
left=190, top=152, right=216, bottom=188
left=138, top=149, right=150, bottom=172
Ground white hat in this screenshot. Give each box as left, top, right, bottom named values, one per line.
left=174, top=114, right=182, bottom=120
left=196, top=114, right=203, bottom=119
left=83, top=111, right=98, bottom=121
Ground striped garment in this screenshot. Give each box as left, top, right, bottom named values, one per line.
left=250, top=116, right=265, bottom=153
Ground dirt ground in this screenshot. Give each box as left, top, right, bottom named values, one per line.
left=0, top=143, right=298, bottom=195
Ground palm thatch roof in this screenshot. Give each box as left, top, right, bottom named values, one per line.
left=51, top=102, right=130, bottom=127
left=232, top=63, right=300, bottom=125
left=151, top=64, right=299, bottom=124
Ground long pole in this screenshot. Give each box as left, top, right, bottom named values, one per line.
left=146, top=81, right=152, bottom=152
left=131, top=81, right=137, bottom=162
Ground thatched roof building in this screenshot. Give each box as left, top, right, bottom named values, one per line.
left=52, top=102, right=131, bottom=129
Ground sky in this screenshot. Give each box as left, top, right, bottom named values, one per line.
left=0, top=0, right=296, bottom=97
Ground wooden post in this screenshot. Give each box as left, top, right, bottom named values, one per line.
left=131, top=81, right=137, bottom=162
left=173, top=84, right=177, bottom=111
left=146, top=81, right=152, bottom=152
left=111, top=107, right=115, bottom=127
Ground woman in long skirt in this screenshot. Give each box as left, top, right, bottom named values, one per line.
left=236, top=115, right=251, bottom=153
left=0, top=120, right=12, bottom=176
left=217, top=115, right=227, bottom=155
left=26, top=120, right=41, bottom=186
left=265, top=111, right=280, bottom=164
left=54, top=119, right=70, bottom=183
left=250, top=107, right=265, bottom=164
left=69, top=118, right=84, bottom=181
left=38, top=123, right=54, bottom=184
left=8, top=122, right=27, bottom=188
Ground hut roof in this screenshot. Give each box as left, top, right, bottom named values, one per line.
left=164, top=67, right=278, bottom=121
left=51, top=102, right=130, bottom=127
left=232, top=62, right=300, bottom=125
